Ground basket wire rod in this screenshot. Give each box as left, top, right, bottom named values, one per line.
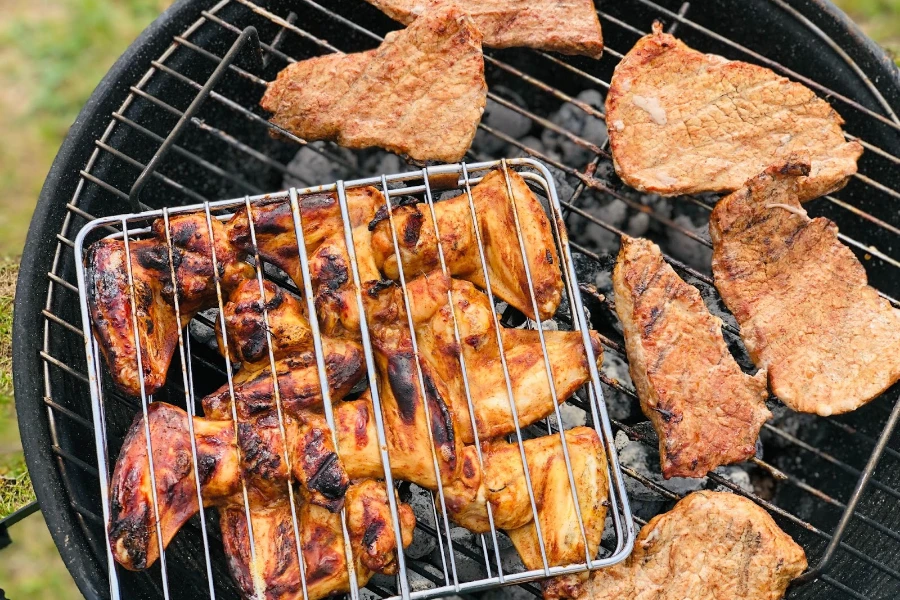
left=333, top=179, right=412, bottom=600
left=243, top=196, right=319, bottom=600
left=119, top=218, right=171, bottom=599
left=418, top=168, right=507, bottom=580
left=514, top=161, right=635, bottom=558
left=378, top=173, right=463, bottom=589
left=498, top=160, right=595, bottom=565
left=160, top=208, right=217, bottom=599
left=200, top=202, right=262, bottom=589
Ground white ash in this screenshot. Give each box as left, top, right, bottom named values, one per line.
left=665, top=214, right=712, bottom=271
left=615, top=429, right=706, bottom=499
left=547, top=401, right=587, bottom=430
left=581, top=198, right=628, bottom=255
left=405, top=485, right=438, bottom=559
left=542, top=90, right=609, bottom=168
left=474, top=87, right=533, bottom=155
left=512, top=137, right=577, bottom=204
left=365, top=151, right=405, bottom=178
left=761, top=404, right=819, bottom=450
left=516, top=318, right=559, bottom=332
left=625, top=211, right=650, bottom=238
left=282, top=142, right=358, bottom=189
left=713, top=465, right=754, bottom=494
left=189, top=308, right=219, bottom=349
left=601, top=352, right=636, bottom=421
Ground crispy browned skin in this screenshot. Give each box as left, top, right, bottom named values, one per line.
left=260, top=6, right=486, bottom=163
left=606, top=23, right=862, bottom=200
left=575, top=491, right=807, bottom=600
left=613, top=236, right=771, bottom=478
left=710, top=158, right=900, bottom=416
left=86, top=214, right=253, bottom=397
left=371, top=168, right=562, bottom=320
left=363, top=0, right=603, bottom=58
left=220, top=481, right=415, bottom=600
left=416, top=279, right=602, bottom=443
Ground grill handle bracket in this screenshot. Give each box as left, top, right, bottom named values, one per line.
left=128, top=26, right=262, bottom=213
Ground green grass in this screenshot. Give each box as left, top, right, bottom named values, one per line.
left=837, top=0, right=900, bottom=62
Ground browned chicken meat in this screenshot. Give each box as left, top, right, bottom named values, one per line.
left=363, top=0, right=603, bottom=58
left=613, top=236, right=771, bottom=478
left=606, top=23, right=862, bottom=200
left=86, top=214, right=253, bottom=396
left=416, top=278, right=602, bottom=443
left=710, top=157, right=900, bottom=415
left=575, top=491, right=807, bottom=600
left=371, top=168, right=562, bottom=320
left=260, top=6, right=487, bottom=163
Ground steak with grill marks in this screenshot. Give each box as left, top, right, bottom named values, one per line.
left=710, top=157, right=900, bottom=416
left=260, top=6, right=486, bottom=163
left=613, top=236, right=770, bottom=479
left=606, top=22, right=862, bottom=200
left=362, top=0, right=604, bottom=58
left=573, top=491, right=807, bottom=600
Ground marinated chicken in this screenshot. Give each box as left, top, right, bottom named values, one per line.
left=260, top=6, right=487, bottom=163
left=86, top=214, right=253, bottom=396
left=575, top=491, right=807, bottom=600
left=606, top=23, right=862, bottom=200
left=370, top=168, right=562, bottom=320
left=416, top=278, right=602, bottom=443
left=363, top=0, right=604, bottom=58
left=613, top=236, right=770, bottom=478
left=710, top=158, right=900, bottom=415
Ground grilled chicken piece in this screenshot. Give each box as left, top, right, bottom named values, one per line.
left=576, top=491, right=807, bottom=600
left=606, top=23, right=862, bottom=200
left=108, top=402, right=416, bottom=600
left=371, top=168, right=562, bottom=320
left=220, top=481, right=415, bottom=600
left=363, top=0, right=603, bottom=58
left=416, top=278, right=602, bottom=443
left=86, top=214, right=253, bottom=397
left=260, top=6, right=487, bottom=163
left=613, top=236, right=770, bottom=478
left=710, top=158, right=900, bottom=415
left=226, top=186, right=384, bottom=287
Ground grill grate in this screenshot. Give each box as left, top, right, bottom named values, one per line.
left=32, top=1, right=900, bottom=599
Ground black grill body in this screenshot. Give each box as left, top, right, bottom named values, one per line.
left=13, top=1, right=900, bottom=599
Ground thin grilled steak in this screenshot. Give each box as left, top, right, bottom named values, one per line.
left=574, top=491, right=807, bottom=600
left=606, top=22, right=862, bottom=200
left=260, top=6, right=486, bottom=163
left=613, top=236, right=770, bottom=479
left=710, top=157, right=900, bottom=416
left=363, top=0, right=603, bottom=58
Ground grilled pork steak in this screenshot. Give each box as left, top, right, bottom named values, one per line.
left=260, top=6, right=486, bottom=163
left=606, top=22, right=862, bottom=200
left=710, top=157, right=900, bottom=416
left=574, top=491, right=807, bottom=600
left=613, top=236, right=770, bottom=479
left=363, top=0, right=603, bottom=58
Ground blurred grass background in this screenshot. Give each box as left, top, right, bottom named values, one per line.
left=0, top=0, right=895, bottom=597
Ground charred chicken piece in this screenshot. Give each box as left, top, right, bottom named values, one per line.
left=226, top=186, right=384, bottom=288
left=86, top=214, right=253, bottom=396
left=370, top=168, right=563, bottom=320
left=606, top=23, right=862, bottom=200
left=108, top=402, right=415, bottom=600
left=220, top=480, right=415, bottom=600
left=575, top=491, right=807, bottom=600
left=710, top=157, right=900, bottom=415
left=415, top=278, right=603, bottom=443
left=259, top=6, right=486, bottom=163
left=613, top=236, right=771, bottom=478
left=363, top=0, right=604, bottom=58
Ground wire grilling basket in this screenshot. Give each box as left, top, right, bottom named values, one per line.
left=74, top=159, right=635, bottom=600
left=14, top=1, right=900, bottom=600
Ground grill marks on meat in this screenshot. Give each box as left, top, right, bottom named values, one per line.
left=613, top=237, right=770, bottom=478
left=86, top=214, right=253, bottom=397
left=710, top=158, right=900, bottom=416
left=606, top=23, right=862, bottom=200
left=363, top=0, right=603, bottom=58
left=371, top=168, right=563, bottom=320
left=260, top=6, right=487, bottom=163
left=577, top=491, right=807, bottom=600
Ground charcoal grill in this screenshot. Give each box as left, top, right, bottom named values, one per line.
left=12, top=0, right=900, bottom=599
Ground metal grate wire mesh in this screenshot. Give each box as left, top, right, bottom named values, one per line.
left=34, top=1, right=900, bottom=599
